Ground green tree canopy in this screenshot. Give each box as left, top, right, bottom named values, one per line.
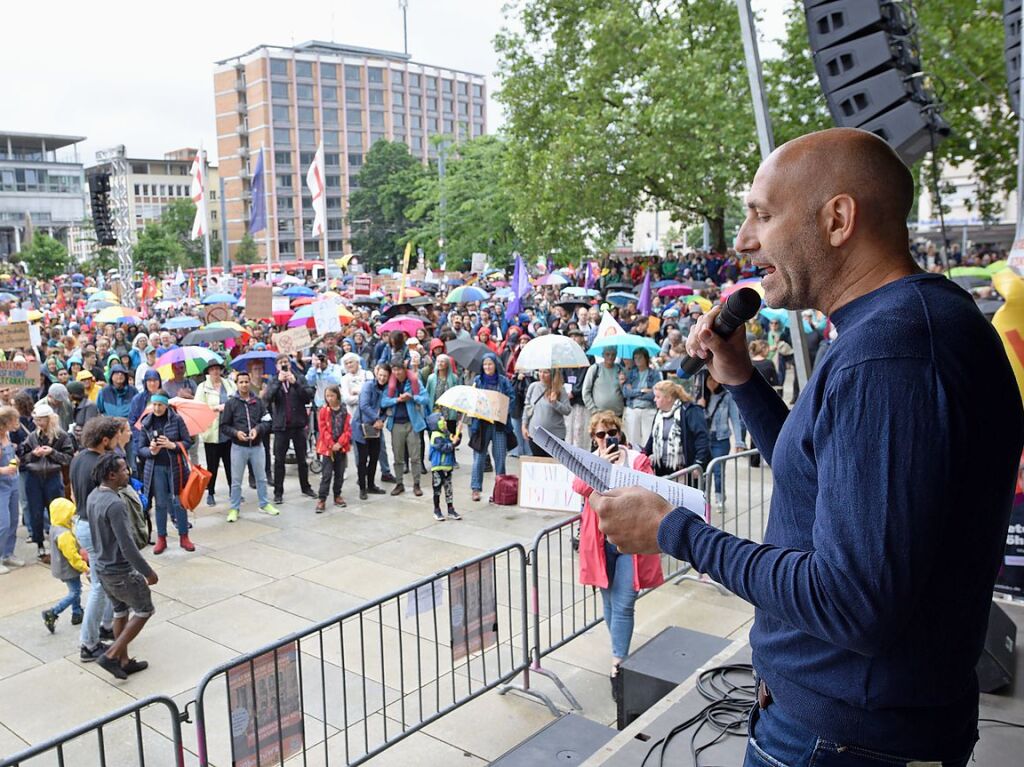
left=234, top=232, right=259, bottom=265
left=133, top=222, right=184, bottom=274
left=19, top=233, right=71, bottom=280
left=347, top=140, right=426, bottom=271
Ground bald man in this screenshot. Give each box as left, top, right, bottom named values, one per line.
left=591, top=129, right=1024, bottom=767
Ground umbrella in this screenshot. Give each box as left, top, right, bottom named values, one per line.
left=446, top=285, right=489, bottom=304
left=605, top=291, right=638, bottom=306
left=653, top=279, right=680, bottom=289
left=587, top=333, right=661, bottom=358
left=287, top=301, right=355, bottom=328
left=446, top=277, right=465, bottom=287
left=278, top=275, right=303, bottom=285
left=445, top=337, right=491, bottom=374
left=291, top=296, right=316, bottom=307
left=71, top=273, right=85, bottom=281
left=680, top=295, right=713, bottom=313
left=382, top=302, right=416, bottom=319
left=556, top=299, right=590, bottom=313
left=379, top=268, right=395, bottom=276
left=182, top=326, right=241, bottom=345
left=153, top=299, right=178, bottom=311
left=86, top=300, right=117, bottom=312
left=515, top=334, right=590, bottom=372
left=535, top=273, right=568, bottom=286
left=352, top=296, right=381, bottom=306
left=272, top=309, right=294, bottom=325
left=721, top=279, right=764, bottom=300
left=201, top=292, right=236, bottom=305
left=759, top=307, right=789, bottom=327
left=136, top=397, right=217, bottom=437
left=562, top=286, right=600, bottom=298
left=953, top=276, right=991, bottom=291
left=435, top=385, right=509, bottom=424
left=0, top=292, right=16, bottom=303
left=379, top=314, right=425, bottom=335
left=89, top=290, right=118, bottom=302
left=414, top=282, right=440, bottom=294
left=94, top=306, right=142, bottom=324
left=493, top=287, right=514, bottom=299
left=603, top=282, right=633, bottom=292
left=658, top=284, right=694, bottom=298
left=282, top=285, right=316, bottom=298
left=163, top=316, right=202, bottom=330
left=230, top=350, right=279, bottom=375
left=153, top=346, right=223, bottom=380
left=949, top=266, right=991, bottom=278
left=987, top=260, right=1010, bottom=276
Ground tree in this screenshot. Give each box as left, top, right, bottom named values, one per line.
left=19, top=233, right=71, bottom=279
left=133, top=222, right=184, bottom=274
left=347, top=140, right=426, bottom=271
left=404, top=136, right=519, bottom=270
left=82, top=247, right=118, bottom=275
left=495, top=0, right=760, bottom=255
left=235, top=232, right=259, bottom=265
left=160, top=198, right=206, bottom=268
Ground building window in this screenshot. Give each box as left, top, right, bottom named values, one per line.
left=392, top=70, right=404, bottom=85
left=299, top=129, right=316, bottom=146
left=295, top=60, right=313, bottom=79
left=278, top=196, right=294, bottom=210
left=409, top=73, right=420, bottom=88
left=346, top=109, right=363, bottom=127
left=273, top=104, right=290, bottom=122
left=457, top=81, right=468, bottom=96
left=323, top=108, right=339, bottom=126
left=426, top=77, right=437, bottom=92
left=427, top=117, right=438, bottom=132
left=298, top=106, right=316, bottom=124
left=473, top=122, right=484, bottom=136
left=345, top=65, right=362, bottom=82
left=442, top=79, right=453, bottom=94
left=133, top=184, right=141, bottom=195
left=326, top=196, right=342, bottom=209
left=392, top=90, right=404, bottom=107
left=321, top=63, right=338, bottom=81
left=325, top=152, right=339, bottom=166
left=367, top=67, right=384, bottom=84
left=142, top=184, right=150, bottom=196
left=296, top=84, right=314, bottom=101
left=324, top=132, right=340, bottom=148
left=270, top=58, right=289, bottom=77
left=393, top=112, right=405, bottom=128
left=473, top=103, right=484, bottom=117
left=426, top=97, right=437, bottom=112
left=132, top=163, right=148, bottom=174
left=279, top=241, right=295, bottom=255
left=276, top=174, right=293, bottom=188
left=369, top=111, right=385, bottom=128
left=368, top=90, right=385, bottom=106
left=299, top=151, right=315, bottom=166
left=410, top=135, right=423, bottom=151
left=348, top=152, right=363, bottom=168
left=274, top=150, right=292, bottom=165
left=458, top=101, right=468, bottom=116
left=346, top=87, right=362, bottom=104
left=410, top=115, right=422, bottom=129
left=271, top=81, right=290, bottom=100
left=326, top=175, right=341, bottom=189
left=278, top=218, right=295, bottom=234
left=347, top=131, right=363, bottom=148
left=274, top=127, right=291, bottom=144
left=322, top=87, right=338, bottom=103
left=370, top=132, right=385, bottom=145
left=443, top=99, right=453, bottom=113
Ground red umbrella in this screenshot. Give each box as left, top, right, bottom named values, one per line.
left=379, top=315, right=425, bottom=335
left=291, top=296, right=315, bottom=307
left=272, top=309, right=294, bottom=325
left=658, top=284, right=694, bottom=298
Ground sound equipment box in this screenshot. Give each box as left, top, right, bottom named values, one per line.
left=977, top=601, right=1017, bottom=694
left=489, top=713, right=615, bottom=766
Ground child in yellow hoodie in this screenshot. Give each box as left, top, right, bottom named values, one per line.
left=42, top=498, right=89, bottom=634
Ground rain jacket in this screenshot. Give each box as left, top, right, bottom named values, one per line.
left=49, top=499, right=88, bottom=581
left=128, top=370, right=163, bottom=438
left=315, top=405, right=352, bottom=457
left=380, top=379, right=429, bottom=433
left=195, top=376, right=237, bottom=443
left=135, top=408, right=192, bottom=499
left=97, top=364, right=137, bottom=418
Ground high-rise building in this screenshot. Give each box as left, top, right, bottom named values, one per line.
left=213, top=41, right=488, bottom=263
left=0, top=131, right=86, bottom=258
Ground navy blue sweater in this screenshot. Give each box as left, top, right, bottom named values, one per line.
left=658, top=274, right=1024, bottom=759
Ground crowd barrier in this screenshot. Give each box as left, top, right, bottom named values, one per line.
left=0, top=695, right=185, bottom=767
left=191, top=543, right=528, bottom=767
left=5, top=454, right=773, bottom=765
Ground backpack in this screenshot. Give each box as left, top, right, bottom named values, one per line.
left=118, top=484, right=150, bottom=549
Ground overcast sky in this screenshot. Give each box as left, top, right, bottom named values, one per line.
left=1, top=0, right=786, bottom=165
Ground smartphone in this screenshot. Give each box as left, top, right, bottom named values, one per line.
left=605, top=436, right=620, bottom=454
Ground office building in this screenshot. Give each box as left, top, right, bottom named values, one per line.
left=213, top=40, right=488, bottom=263
left=0, top=131, right=86, bottom=258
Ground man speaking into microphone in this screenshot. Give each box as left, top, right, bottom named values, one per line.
left=589, top=128, right=1024, bottom=767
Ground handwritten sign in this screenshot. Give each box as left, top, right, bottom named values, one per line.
left=272, top=326, right=312, bottom=355
left=471, top=252, right=487, bottom=274
left=0, top=322, right=32, bottom=350
left=354, top=274, right=372, bottom=296
left=0, top=360, right=41, bottom=390
left=244, top=284, right=273, bottom=320
left=518, top=457, right=584, bottom=513
left=311, top=298, right=341, bottom=336
left=204, top=304, right=232, bottom=324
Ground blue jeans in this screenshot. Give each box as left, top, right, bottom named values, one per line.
left=24, top=472, right=64, bottom=546
left=508, top=416, right=523, bottom=456
left=230, top=444, right=269, bottom=510
left=0, top=478, right=18, bottom=559
left=378, top=435, right=392, bottom=475
left=76, top=517, right=113, bottom=649
left=151, top=464, right=187, bottom=537
left=600, top=543, right=637, bottom=659
left=709, top=437, right=731, bottom=501
left=470, top=426, right=507, bottom=492
left=745, top=703, right=974, bottom=767
left=52, top=576, right=82, bottom=617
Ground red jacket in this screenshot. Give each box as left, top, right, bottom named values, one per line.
left=573, top=449, right=665, bottom=591
left=316, top=405, right=352, bottom=457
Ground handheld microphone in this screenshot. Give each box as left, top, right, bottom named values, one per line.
left=679, top=287, right=763, bottom=377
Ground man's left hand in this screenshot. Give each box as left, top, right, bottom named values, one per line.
left=588, top=487, right=672, bottom=555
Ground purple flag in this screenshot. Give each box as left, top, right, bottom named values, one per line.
left=505, top=254, right=531, bottom=322
left=249, top=150, right=267, bottom=235
left=636, top=270, right=652, bottom=315
left=584, top=260, right=597, bottom=290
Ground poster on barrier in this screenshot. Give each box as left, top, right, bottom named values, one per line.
left=405, top=580, right=445, bottom=618
left=449, top=557, right=498, bottom=661
left=518, top=457, right=583, bottom=513
left=996, top=491, right=1024, bottom=599
left=226, top=641, right=304, bottom=767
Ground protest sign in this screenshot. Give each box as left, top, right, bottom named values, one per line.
left=272, top=326, right=312, bottom=355
left=244, top=285, right=273, bottom=320
left=0, top=360, right=41, bottom=391
left=204, top=304, right=232, bottom=324
left=311, top=298, right=342, bottom=335
left=518, top=457, right=584, bottom=513
left=449, top=557, right=498, bottom=661
left=471, top=252, right=487, bottom=274
left=354, top=274, right=372, bottom=296
left=0, top=322, right=32, bottom=350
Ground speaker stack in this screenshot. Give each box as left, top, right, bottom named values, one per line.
left=88, top=172, right=117, bottom=247
left=803, top=1, right=950, bottom=165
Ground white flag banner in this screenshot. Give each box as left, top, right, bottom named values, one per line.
left=189, top=152, right=207, bottom=240
left=594, top=310, right=626, bottom=340
left=305, top=141, right=327, bottom=238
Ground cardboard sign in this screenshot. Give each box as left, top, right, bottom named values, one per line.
left=204, top=304, right=232, bottom=324
left=244, top=285, right=273, bottom=320
left=0, top=322, right=32, bottom=350
left=272, top=326, right=312, bottom=355
left=449, top=557, right=498, bottom=661
left=471, top=252, right=487, bottom=274
left=354, top=274, right=372, bottom=296
left=0, top=360, right=41, bottom=390
left=518, top=457, right=584, bottom=513
left=310, top=298, right=341, bottom=336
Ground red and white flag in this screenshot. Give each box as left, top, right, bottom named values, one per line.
left=189, top=152, right=207, bottom=240
left=305, top=141, right=326, bottom=237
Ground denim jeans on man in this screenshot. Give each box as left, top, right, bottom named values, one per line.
left=600, top=542, right=637, bottom=658
left=75, top=517, right=113, bottom=650
left=470, top=427, right=507, bottom=492
left=230, top=444, right=269, bottom=510
left=709, top=437, right=731, bottom=502
left=745, top=702, right=973, bottom=767
left=24, top=471, right=63, bottom=545
left=151, top=464, right=188, bottom=537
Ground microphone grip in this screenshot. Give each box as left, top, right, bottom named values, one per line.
left=675, top=287, right=762, bottom=378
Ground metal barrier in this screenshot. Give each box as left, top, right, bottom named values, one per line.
left=192, top=543, right=529, bottom=767
left=704, top=449, right=772, bottom=543
left=501, top=465, right=704, bottom=713
left=0, top=695, right=185, bottom=767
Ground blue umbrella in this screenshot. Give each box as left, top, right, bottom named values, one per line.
left=493, top=287, right=514, bottom=299
left=71, top=273, right=85, bottom=281
left=201, top=292, right=237, bottom=305
left=653, top=279, right=680, bottom=289
left=562, top=286, right=600, bottom=298
left=230, top=350, right=279, bottom=375
left=587, top=333, right=661, bottom=357
left=164, top=316, right=202, bottom=330
left=0, top=292, right=16, bottom=302
left=282, top=285, right=316, bottom=298
left=605, top=291, right=638, bottom=306
left=759, top=307, right=789, bottom=327
left=379, top=268, right=394, bottom=276
left=446, top=277, right=464, bottom=287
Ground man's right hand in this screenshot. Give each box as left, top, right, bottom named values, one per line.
left=146, top=572, right=159, bottom=586
left=237, top=430, right=249, bottom=441
left=684, top=305, right=754, bottom=386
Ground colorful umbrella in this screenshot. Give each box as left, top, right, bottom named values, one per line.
left=446, top=285, right=488, bottom=304
left=272, top=309, right=294, bottom=325
left=287, top=301, right=355, bottom=328
left=379, top=315, right=425, bottom=335
left=136, top=397, right=217, bottom=437
left=514, top=334, right=590, bottom=371
left=759, top=307, right=789, bottom=327
left=680, top=295, right=713, bottom=313
left=0, top=292, right=17, bottom=303
left=94, top=306, right=142, bottom=324
left=282, top=285, right=316, bottom=298
left=230, top=350, right=279, bottom=375
left=163, top=316, right=202, bottom=330
left=535, top=273, right=568, bottom=286
left=85, top=301, right=117, bottom=312
left=201, top=292, right=236, bottom=305
left=587, top=333, right=661, bottom=358
left=88, top=290, right=118, bottom=302
left=435, top=385, right=509, bottom=424
left=206, top=321, right=247, bottom=333
left=721, top=279, right=764, bottom=300
left=153, top=346, right=223, bottom=380
left=26, top=309, right=44, bottom=322
left=658, top=284, right=694, bottom=298
left=291, top=296, right=316, bottom=307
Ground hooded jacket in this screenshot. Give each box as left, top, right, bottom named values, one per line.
left=97, top=364, right=137, bottom=418
left=128, top=370, right=162, bottom=435
left=49, top=498, right=88, bottom=581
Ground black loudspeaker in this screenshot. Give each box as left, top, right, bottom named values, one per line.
left=1006, top=0, right=1022, bottom=116
left=977, top=602, right=1017, bottom=694
left=804, top=0, right=949, bottom=166
left=490, top=713, right=615, bottom=766
left=88, top=172, right=116, bottom=246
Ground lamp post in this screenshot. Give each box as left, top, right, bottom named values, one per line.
left=399, top=0, right=409, bottom=56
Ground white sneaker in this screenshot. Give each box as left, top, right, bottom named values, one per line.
left=3, top=556, right=26, bottom=568
left=0, top=563, right=9, bottom=575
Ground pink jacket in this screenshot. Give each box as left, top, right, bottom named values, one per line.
left=573, top=449, right=666, bottom=591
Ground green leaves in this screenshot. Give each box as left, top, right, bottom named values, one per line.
left=18, top=234, right=71, bottom=280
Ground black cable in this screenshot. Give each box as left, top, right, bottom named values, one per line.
left=978, top=717, right=1024, bottom=729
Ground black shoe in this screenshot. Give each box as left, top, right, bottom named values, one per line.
left=301, top=487, right=317, bottom=499
left=80, top=642, right=109, bottom=663
left=359, top=489, right=368, bottom=501
left=448, top=509, right=462, bottom=521
left=380, top=473, right=397, bottom=483
left=273, top=495, right=283, bottom=505
left=71, top=612, right=83, bottom=626
left=121, top=658, right=148, bottom=675
left=42, top=609, right=56, bottom=634
left=206, top=492, right=216, bottom=507
left=99, top=626, right=115, bottom=641
left=610, top=671, right=622, bottom=705
left=97, top=653, right=128, bottom=680
left=433, top=509, right=445, bottom=521
left=367, top=486, right=386, bottom=495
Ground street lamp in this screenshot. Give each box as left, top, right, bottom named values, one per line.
left=399, top=0, right=409, bottom=56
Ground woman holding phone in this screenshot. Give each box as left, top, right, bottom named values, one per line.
left=572, top=410, right=664, bottom=703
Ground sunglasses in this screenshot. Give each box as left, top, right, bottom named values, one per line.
left=593, top=429, right=619, bottom=439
